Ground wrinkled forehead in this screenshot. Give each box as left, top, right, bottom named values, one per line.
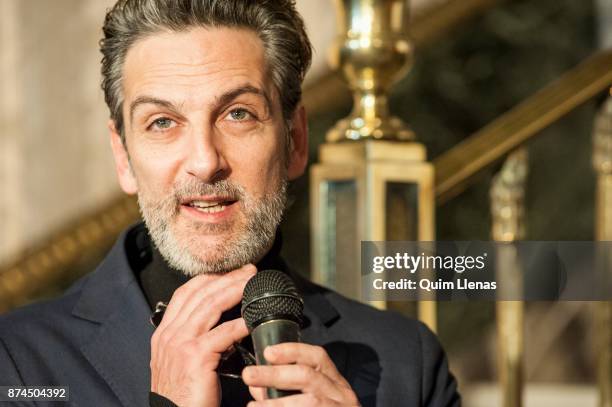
left=121, top=26, right=278, bottom=114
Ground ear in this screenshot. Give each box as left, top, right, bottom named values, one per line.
left=286, top=105, right=309, bottom=180
left=108, top=120, right=138, bottom=194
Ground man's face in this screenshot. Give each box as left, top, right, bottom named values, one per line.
left=109, top=27, right=307, bottom=276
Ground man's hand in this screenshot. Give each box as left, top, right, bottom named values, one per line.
left=242, top=343, right=360, bottom=406
left=150, top=264, right=257, bottom=407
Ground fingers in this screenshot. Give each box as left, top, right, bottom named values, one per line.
left=243, top=344, right=360, bottom=406
left=159, top=264, right=256, bottom=331
left=198, top=318, right=249, bottom=354
left=264, top=344, right=348, bottom=386
left=151, top=264, right=255, bottom=377
left=151, top=318, right=249, bottom=375
left=178, top=278, right=248, bottom=337
left=149, top=264, right=257, bottom=407
left=154, top=264, right=256, bottom=350
left=243, top=364, right=346, bottom=401
left=157, top=274, right=219, bottom=328
left=246, top=393, right=342, bottom=407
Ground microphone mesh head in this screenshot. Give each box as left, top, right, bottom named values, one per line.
left=241, top=269, right=303, bottom=331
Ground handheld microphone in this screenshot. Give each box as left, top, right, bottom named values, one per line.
left=241, top=269, right=304, bottom=399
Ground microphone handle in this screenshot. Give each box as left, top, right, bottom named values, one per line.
left=251, top=319, right=301, bottom=399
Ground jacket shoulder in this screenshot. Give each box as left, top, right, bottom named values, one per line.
left=0, top=272, right=93, bottom=343
left=322, top=288, right=461, bottom=406
left=323, top=286, right=425, bottom=334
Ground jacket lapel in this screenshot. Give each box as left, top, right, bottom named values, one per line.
left=68, top=225, right=377, bottom=406
left=72, top=230, right=154, bottom=407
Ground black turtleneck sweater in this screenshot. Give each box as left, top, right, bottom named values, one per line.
left=135, top=227, right=288, bottom=407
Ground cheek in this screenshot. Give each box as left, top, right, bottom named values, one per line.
left=128, top=142, right=183, bottom=194
left=225, top=136, right=285, bottom=190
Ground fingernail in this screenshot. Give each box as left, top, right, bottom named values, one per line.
left=242, top=366, right=255, bottom=380
left=264, top=346, right=276, bottom=358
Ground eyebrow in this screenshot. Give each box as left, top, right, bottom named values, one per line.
left=128, top=85, right=272, bottom=124
left=215, top=85, right=272, bottom=113
left=129, top=97, right=181, bottom=124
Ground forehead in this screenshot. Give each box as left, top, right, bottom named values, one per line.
left=122, top=27, right=272, bottom=109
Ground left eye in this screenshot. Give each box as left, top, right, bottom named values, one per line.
left=228, top=108, right=253, bottom=121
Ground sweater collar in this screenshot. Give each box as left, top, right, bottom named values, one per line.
left=137, top=226, right=287, bottom=311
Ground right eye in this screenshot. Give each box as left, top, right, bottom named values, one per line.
left=148, top=117, right=176, bottom=131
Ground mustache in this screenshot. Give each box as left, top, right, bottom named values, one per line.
left=172, top=179, right=246, bottom=202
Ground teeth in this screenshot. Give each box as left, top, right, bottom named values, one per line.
left=192, top=204, right=226, bottom=213
left=190, top=200, right=224, bottom=209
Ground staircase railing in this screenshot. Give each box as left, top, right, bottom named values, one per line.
left=430, top=50, right=612, bottom=407
left=435, top=50, right=612, bottom=204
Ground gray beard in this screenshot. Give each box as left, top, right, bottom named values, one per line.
left=137, top=178, right=288, bottom=277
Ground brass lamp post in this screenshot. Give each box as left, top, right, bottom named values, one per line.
left=593, top=96, right=612, bottom=407
left=327, top=0, right=414, bottom=142
left=310, top=0, right=436, bottom=331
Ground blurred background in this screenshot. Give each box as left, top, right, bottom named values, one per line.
left=1, top=0, right=611, bottom=406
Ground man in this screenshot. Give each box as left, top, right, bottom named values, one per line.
left=0, top=1, right=460, bottom=406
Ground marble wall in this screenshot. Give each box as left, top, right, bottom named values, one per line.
left=0, top=0, right=118, bottom=263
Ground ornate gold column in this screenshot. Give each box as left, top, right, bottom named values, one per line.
left=310, top=0, right=436, bottom=331
left=593, top=96, right=612, bottom=407
left=490, top=148, right=528, bottom=407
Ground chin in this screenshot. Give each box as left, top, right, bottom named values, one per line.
left=180, top=237, right=252, bottom=274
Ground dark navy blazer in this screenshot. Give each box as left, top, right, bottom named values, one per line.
left=0, top=226, right=460, bottom=406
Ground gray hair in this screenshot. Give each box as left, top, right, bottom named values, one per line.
left=100, top=0, right=312, bottom=142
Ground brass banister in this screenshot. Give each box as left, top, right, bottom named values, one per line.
left=435, top=50, right=612, bottom=205
left=0, top=196, right=139, bottom=312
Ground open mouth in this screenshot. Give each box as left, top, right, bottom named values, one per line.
left=183, top=198, right=238, bottom=214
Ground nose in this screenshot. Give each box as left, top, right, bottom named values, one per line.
left=183, top=126, right=227, bottom=183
